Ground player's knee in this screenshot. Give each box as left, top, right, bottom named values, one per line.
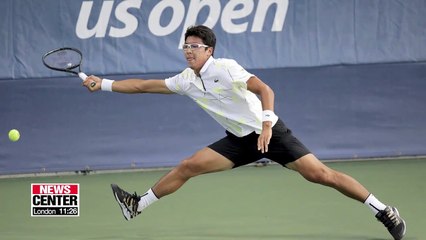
left=303, top=168, right=336, bottom=186
left=178, top=158, right=204, bottom=178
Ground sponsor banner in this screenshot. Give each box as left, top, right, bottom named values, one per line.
left=1, top=0, right=426, bottom=79
left=31, top=183, right=80, bottom=217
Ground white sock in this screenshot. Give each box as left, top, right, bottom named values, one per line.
left=137, top=188, right=159, bottom=212
left=364, top=193, right=386, bottom=215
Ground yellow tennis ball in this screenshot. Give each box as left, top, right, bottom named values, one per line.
left=8, top=129, right=20, bottom=142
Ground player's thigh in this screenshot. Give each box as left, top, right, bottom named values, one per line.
left=182, top=147, right=234, bottom=175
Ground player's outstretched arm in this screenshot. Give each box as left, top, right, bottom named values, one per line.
left=83, top=75, right=173, bottom=94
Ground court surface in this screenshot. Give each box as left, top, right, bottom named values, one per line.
left=0, top=158, right=424, bottom=239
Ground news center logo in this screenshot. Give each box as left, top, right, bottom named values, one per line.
left=31, top=183, right=79, bottom=217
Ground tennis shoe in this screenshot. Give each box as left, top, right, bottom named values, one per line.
left=375, top=206, right=406, bottom=240
left=111, top=184, right=141, bottom=220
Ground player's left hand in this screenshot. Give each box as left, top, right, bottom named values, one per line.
left=258, top=123, right=273, bottom=153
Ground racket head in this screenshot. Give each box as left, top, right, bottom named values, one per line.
left=42, top=47, right=83, bottom=75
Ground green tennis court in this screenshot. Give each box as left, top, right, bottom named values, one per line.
left=1, top=158, right=424, bottom=239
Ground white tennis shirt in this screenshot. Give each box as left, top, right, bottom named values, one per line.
left=165, top=56, right=263, bottom=137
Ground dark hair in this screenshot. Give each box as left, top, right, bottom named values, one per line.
left=185, top=25, right=216, bottom=55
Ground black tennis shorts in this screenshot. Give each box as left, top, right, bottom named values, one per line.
left=208, top=119, right=311, bottom=168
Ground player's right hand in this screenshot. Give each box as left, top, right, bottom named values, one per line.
left=83, top=75, right=102, bottom=92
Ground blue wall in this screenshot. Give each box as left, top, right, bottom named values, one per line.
left=1, top=0, right=425, bottom=174
left=1, top=62, right=425, bottom=174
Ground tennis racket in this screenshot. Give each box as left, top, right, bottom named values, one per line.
left=42, top=47, right=96, bottom=87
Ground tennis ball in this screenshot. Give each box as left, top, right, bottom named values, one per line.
left=8, top=129, right=20, bottom=142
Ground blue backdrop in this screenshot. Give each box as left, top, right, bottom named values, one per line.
left=1, top=0, right=425, bottom=174
left=1, top=0, right=426, bottom=79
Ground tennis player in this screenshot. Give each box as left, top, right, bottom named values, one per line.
left=83, top=25, right=406, bottom=240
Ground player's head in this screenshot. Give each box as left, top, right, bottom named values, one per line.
left=184, top=25, right=216, bottom=56
left=183, top=25, right=216, bottom=72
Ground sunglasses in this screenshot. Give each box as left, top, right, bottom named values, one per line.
left=182, top=43, right=210, bottom=50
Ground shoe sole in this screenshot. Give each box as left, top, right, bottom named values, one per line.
left=111, top=184, right=131, bottom=221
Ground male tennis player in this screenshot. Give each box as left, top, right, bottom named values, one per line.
left=83, top=25, right=406, bottom=240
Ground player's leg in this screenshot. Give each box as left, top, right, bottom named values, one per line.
left=286, top=154, right=406, bottom=240
left=111, top=147, right=234, bottom=220
left=152, top=147, right=234, bottom=197
left=285, top=153, right=369, bottom=201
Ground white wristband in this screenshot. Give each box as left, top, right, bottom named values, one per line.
left=101, top=79, right=114, bottom=92
left=262, top=110, right=278, bottom=126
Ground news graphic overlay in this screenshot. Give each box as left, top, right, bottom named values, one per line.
left=31, top=183, right=79, bottom=217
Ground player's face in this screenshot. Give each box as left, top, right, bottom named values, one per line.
left=183, top=36, right=213, bottom=75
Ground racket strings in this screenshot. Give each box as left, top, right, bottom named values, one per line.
left=43, top=49, right=82, bottom=70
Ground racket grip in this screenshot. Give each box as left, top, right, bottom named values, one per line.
left=79, top=72, right=96, bottom=87
left=78, top=72, right=88, bottom=80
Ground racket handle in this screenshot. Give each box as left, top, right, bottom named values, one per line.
left=78, top=72, right=96, bottom=88
left=78, top=72, right=88, bottom=80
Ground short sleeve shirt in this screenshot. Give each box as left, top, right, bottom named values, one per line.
left=165, top=57, right=262, bottom=137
